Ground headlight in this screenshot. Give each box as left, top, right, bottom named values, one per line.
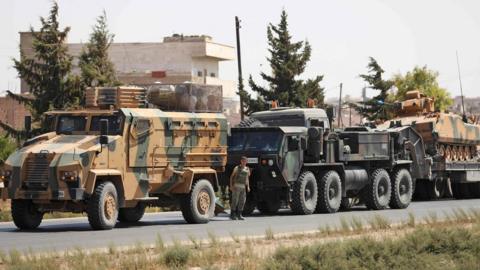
left=61, top=171, right=78, bottom=181
left=268, top=159, right=274, bottom=166
left=0, top=170, right=11, bottom=181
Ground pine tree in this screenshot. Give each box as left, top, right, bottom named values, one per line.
left=353, top=57, right=394, bottom=121
left=79, top=11, right=118, bottom=90
left=245, top=10, right=324, bottom=114
left=2, top=2, right=82, bottom=140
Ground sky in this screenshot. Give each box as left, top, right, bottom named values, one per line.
left=1, top=0, right=480, bottom=99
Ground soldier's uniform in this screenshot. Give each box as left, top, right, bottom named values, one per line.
left=230, top=165, right=250, bottom=220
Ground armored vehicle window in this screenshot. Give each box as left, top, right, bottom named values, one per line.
left=90, top=115, right=123, bottom=135
left=310, top=119, right=325, bottom=127
left=135, top=119, right=151, bottom=135
left=254, top=115, right=306, bottom=127
left=287, top=136, right=300, bottom=151
left=57, top=116, right=87, bottom=134
left=228, top=133, right=247, bottom=151
left=245, top=131, right=283, bottom=151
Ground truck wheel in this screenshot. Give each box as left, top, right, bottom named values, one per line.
left=180, top=179, right=215, bottom=224
left=118, top=203, right=146, bottom=223
left=242, top=196, right=256, bottom=216
left=11, top=199, right=43, bottom=230
left=257, top=200, right=281, bottom=215
left=389, top=169, right=413, bottom=209
left=340, top=197, right=356, bottom=211
left=316, top=171, right=342, bottom=213
left=364, top=169, right=391, bottom=210
left=291, top=171, right=318, bottom=215
left=427, top=178, right=445, bottom=199
left=87, top=182, right=119, bottom=230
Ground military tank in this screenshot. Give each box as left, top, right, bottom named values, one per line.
left=378, top=90, right=480, bottom=199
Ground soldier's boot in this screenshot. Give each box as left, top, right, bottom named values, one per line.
left=237, top=210, right=245, bottom=220
left=230, top=210, right=237, bottom=220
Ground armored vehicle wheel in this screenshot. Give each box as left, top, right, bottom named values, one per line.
left=11, top=199, right=44, bottom=230
left=316, top=171, right=342, bottom=213
left=340, top=197, right=356, bottom=211
left=389, top=169, right=413, bottom=209
left=118, top=203, right=146, bottom=223
left=180, top=179, right=215, bottom=224
left=87, top=182, right=119, bottom=230
left=257, top=200, right=281, bottom=215
left=291, top=171, right=318, bottom=215
left=242, top=196, right=256, bottom=216
left=364, top=169, right=391, bottom=210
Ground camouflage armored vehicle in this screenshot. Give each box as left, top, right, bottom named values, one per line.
left=378, top=90, right=480, bottom=199
left=224, top=106, right=421, bottom=215
left=0, top=85, right=227, bottom=230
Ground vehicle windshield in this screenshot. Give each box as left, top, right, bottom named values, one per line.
left=254, top=115, right=306, bottom=126
left=90, top=114, right=123, bottom=135
left=57, top=116, right=87, bottom=134
left=229, top=131, right=283, bottom=152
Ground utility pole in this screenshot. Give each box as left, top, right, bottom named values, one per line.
left=235, top=16, right=245, bottom=120
left=337, top=83, right=343, bottom=128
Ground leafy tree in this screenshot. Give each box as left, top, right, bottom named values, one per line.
left=1, top=2, right=82, bottom=139
left=0, top=137, right=17, bottom=164
left=245, top=9, right=324, bottom=114
left=392, top=66, right=453, bottom=111
left=79, top=11, right=118, bottom=90
left=352, top=57, right=394, bottom=121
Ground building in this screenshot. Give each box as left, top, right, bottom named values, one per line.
left=19, top=33, right=237, bottom=98
left=0, top=94, right=31, bottom=131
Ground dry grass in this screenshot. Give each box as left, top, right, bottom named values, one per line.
left=0, top=208, right=479, bottom=270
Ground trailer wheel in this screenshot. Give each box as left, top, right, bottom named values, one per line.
left=389, top=169, right=413, bottom=209
left=316, top=171, right=342, bottom=213
left=257, top=200, right=281, bottom=215
left=87, top=182, right=119, bottom=230
left=11, top=199, right=44, bottom=230
left=118, top=203, right=146, bottom=223
left=180, top=179, right=215, bottom=224
left=291, top=171, right=318, bottom=215
left=364, top=169, right=391, bottom=210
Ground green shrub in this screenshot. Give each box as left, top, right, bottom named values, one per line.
left=163, top=245, right=191, bottom=268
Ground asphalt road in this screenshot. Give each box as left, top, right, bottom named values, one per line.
left=1, top=199, right=479, bottom=253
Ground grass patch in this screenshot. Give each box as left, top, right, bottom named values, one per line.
left=265, top=227, right=275, bottom=240
left=163, top=244, right=191, bottom=268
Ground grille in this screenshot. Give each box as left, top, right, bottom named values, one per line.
left=23, top=154, right=52, bottom=191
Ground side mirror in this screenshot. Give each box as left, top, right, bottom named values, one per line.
left=301, top=137, right=307, bottom=150
left=24, top=116, right=31, bottom=139
left=99, top=119, right=108, bottom=145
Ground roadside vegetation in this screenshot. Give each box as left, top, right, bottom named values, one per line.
left=0, top=208, right=479, bottom=270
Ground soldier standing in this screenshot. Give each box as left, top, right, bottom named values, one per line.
left=229, top=156, right=251, bottom=220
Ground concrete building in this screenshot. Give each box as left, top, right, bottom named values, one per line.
left=19, top=33, right=237, bottom=98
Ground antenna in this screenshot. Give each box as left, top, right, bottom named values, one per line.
left=456, top=51, right=467, bottom=122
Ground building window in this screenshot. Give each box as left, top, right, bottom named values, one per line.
left=197, top=71, right=203, bottom=77
left=210, top=72, right=216, bottom=77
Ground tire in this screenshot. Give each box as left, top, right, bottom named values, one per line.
left=257, top=200, right=281, bottom=215
left=389, top=169, right=413, bottom=209
left=427, top=178, right=445, bottom=199
left=180, top=179, right=215, bottom=224
left=364, top=169, right=391, bottom=210
left=87, top=182, right=119, bottom=230
left=340, top=197, right=356, bottom=211
left=291, top=171, right=318, bottom=215
left=316, top=171, right=342, bottom=213
left=118, top=203, right=146, bottom=223
left=242, top=195, right=256, bottom=216
left=236, top=118, right=263, bottom=128
left=11, top=199, right=43, bottom=230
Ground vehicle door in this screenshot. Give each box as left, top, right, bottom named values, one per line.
left=281, top=135, right=302, bottom=182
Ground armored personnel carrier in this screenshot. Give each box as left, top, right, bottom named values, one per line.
left=378, top=90, right=480, bottom=199
left=0, top=84, right=227, bottom=230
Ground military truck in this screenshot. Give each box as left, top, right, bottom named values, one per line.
left=224, top=107, right=421, bottom=215
left=377, top=90, right=480, bottom=200
left=0, top=84, right=227, bottom=230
